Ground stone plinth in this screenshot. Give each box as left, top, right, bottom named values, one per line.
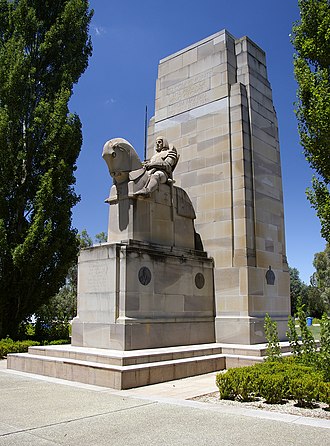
left=7, top=344, right=226, bottom=389
left=71, top=240, right=215, bottom=350
left=147, top=29, right=290, bottom=343
left=7, top=341, right=294, bottom=389
left=107, top=183, right=197, bottom=250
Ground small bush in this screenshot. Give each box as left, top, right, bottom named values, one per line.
left=286, top=316, right=301, bottom=356
left=318, top=313, right=330, bottom=381
left=216, top=366, right=258, bottom=401
left=216, top=359, right=326, bottom=406
left=289, top=375, right=321, bottom=407
left=44, top=339, right=70, bottom=346
left=216, top=373, right=234, bottom=400
left=264, top=313, right=281, bottom=361
left=258, top=374, right=285, bottom=404
left=319, top=382, right=330, bottom=408
left=296, top=301, right=317, bottom=364
left=0, top=338, right=40, bottom=358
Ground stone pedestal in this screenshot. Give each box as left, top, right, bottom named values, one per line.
left=147, top=29, right=290, bottom=343
left=71, top=240, right=215, bottom=350
left=106, top=183, right=197, bottom=250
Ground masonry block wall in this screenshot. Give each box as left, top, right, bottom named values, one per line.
left=147, top=30, right=290, bottom=344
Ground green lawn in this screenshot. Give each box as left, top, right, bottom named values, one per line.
left=295, top=324, right=321, bottom=340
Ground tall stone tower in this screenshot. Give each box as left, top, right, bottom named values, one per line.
left=147, top=30, right=290, bottom=344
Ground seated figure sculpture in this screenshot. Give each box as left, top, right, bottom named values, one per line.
left=102, top=135, right=200, bottom=250
left=134, top=136, right=178, bottom=197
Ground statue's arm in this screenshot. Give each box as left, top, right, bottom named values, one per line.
left=163, top=147, right=178, bottom=172
left=146, top=147, right=178, bottom=173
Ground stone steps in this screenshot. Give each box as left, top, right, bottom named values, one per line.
left=27, top=343, right=223, bottom=366
left=7, top=342, right=293, bottom=390
left=7, top=345, right=226, bottom=389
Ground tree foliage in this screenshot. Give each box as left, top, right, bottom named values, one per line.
left=30, top=229, right=99, bottom=341
left=292, top=0, right=330, bottom=240
left=289, top=266, right=309, bottom=315
left=95, top=231, right=107, bottom=244
left=311, top=243, right=330, bottom=314
left=289, top=263, right=328, bottom=318
left=0, top=1, right=93, bottom=339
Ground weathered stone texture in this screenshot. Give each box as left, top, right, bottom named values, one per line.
left=148, top=29, right=290, bottom=343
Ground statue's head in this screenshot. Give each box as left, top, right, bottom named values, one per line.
left=102, top=138, right=143, bottom=184
left=155, top=136, right=169, bottom=152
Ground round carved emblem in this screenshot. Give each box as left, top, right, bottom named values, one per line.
left=195, top=272, right=205, bottom=289
left=138, top=267, right=152, bottom=286
left=265, top=266, right=275, bottom=285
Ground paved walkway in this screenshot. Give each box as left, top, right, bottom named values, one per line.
left=0, top=359, right=329, bottom=445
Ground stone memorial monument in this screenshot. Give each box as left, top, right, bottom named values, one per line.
left=7, top=29, right=290, bottom=389
left=70, top=136, right=216, bottom=350
left=146, top=29, right=290, bottom=344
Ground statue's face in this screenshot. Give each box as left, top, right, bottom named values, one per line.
left=156, top=138, right=163, bottom=152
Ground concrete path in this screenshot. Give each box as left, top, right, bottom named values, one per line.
left=0, top=359, right=329, bottom=446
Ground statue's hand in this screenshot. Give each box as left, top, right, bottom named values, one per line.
left=146, top=162, right=164, bottom=170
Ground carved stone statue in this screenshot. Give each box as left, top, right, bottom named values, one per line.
left=134, top=136, right=178, bottom=197
left=102, top=136, right=178, bottom=200
left=102, top=136, right=201, bottom=251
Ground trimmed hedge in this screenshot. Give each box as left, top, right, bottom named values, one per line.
left=0, top=338, right=70, bottom=358
left=0, top=338, right=40, bottom=358
left=216, top=359, right=328, bottom=407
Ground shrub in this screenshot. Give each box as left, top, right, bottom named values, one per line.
left=258, top=374, right=285, bottom=404
left=216, top=359, right=325, bottom=407
left=0, top=338, right=40, bottom=358
left=44, top=339, right=70, bottom=346
left=264, top=313, right=281, bottom=362
left=319, top=382, right=330, bottom=408
left=318, top=313, right=330, bottom=381
left=286, top=315, right=301, bottom=356
left=296, top=301, right=317, bottom=364
left=216, top=367, right=258, bottom=401
left=289, top=375, right=321, bottom=407
left=216, top=373, right=234, bottom=400
left=229, top=367, right=257, bottom=401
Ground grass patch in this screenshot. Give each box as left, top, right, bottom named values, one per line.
left=296, top=325, right=321, bottom=340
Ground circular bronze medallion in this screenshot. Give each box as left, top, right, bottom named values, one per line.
left=195, top=272, right=205, bottom=289
left=138, top=267, right=151, bottom=286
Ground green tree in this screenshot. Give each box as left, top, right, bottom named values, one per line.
left=31, top=229, right=93, bottom=341
left=310, top=244, right=330, bottom=314
left=78, top=228, right=93, bottom=249
left=95, top=231, right=107, bottom=244
left=0, top=1, right=93, bottom=339
left=289, top=266, right=308, bottom=315
left=292, top=0, right=330, bottom=240
left=33, top=229, right=104, bottom=328
left=306, top=283, right=326, bottom=318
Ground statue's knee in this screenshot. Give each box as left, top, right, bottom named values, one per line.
left=156, top=172, right=167, bottom=184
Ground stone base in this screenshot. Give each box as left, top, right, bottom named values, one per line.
left=72, top=240, right=215, bottom=350
left=7, top=341, right=292, bottom=390
left=72, top=319, right=215, bottom=350
left=215, top=316, right=289, bottom=344
left=7, top=344, right=225, bottom=390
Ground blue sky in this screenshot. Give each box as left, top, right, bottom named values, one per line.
left=70, top=0, right=325, bottom=284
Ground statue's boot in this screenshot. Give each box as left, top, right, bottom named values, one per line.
left=134, top=177, right=159, bottom=197
left=133, top=187, right=150, bottom=197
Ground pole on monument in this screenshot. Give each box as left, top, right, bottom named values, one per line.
left=144, top=105, right=148, bottom=161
